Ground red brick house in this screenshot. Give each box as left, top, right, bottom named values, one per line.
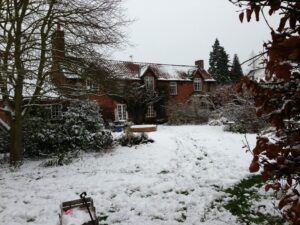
left=89, top=60, right=216, bottom=123
left=49, top=27, right=218, bottom=124
left=50, top=59, right=216, bottom=124
left=0, top=28, right=216, bottom=126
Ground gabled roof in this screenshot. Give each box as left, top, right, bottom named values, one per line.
left=247, top=68, right=266, bottom=81
left=193, top=68, right=216, bottom=82
left=108, top=60, right=215, bottom=82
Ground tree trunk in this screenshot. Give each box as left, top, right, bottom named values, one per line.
left=9, top=111, right=23, bottom=166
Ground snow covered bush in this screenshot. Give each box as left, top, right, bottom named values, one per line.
left=40, top=152, right=77, bottom=167
left=211, top=85, right=268, bottom=133
left=167, top=95, right=214, bottom=125
left=62, top=100, right=113, bottom=152
left=23, top=100, right=113, bottom=163
left=118, top=130, right=154, bottom=147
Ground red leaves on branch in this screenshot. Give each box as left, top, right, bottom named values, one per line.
left=290, top=15, right=297, bottom=30
left=277, top=16, right=288, bottom=33
left=265, top=182, right=281, bottom=192
left=239, top=12, right=244, bottom=23
left=254, top=5, right=260, bottom=21
left=266, top=144, right=281, bottom=159
left=232, top=1, right=300, bottom=223
left=239, top=4, right=260, bottom=22
left=246, top=8, right=253, bottom=22
left=249, top=160, right=260, bottom=172
left=269, top=0, right=281, bottom=11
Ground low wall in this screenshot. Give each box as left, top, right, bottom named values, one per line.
left=129, top=125, right=157, bottom=133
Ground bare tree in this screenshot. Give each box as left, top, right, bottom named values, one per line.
left=0, top=0, right=129, bottom=166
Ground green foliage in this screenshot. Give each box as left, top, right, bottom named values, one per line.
left=155, top=82, right=169, bottom=120
left=23, top=100, right=113, bottom=164
left=225, top=123, right=247, bottom=133
left=224, top=175, right=263, bottom=216
left=223, top=175, right=284, bottom=225
left=208, top=39, right=230, bottom=84
left=202, top=175, right=284, bottom=225
left=40, top=151, right=77, bottom=167
left=230, top=54, right=243, bottom=83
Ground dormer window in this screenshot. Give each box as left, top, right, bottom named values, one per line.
left=144, top=76, right=154, bottom=90
left=194, top=78, right=202, bottom=91
left=169, top=82, right=177, bottom=95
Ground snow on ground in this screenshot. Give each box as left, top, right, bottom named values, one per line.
left=0, top=125, right=256, bottom=225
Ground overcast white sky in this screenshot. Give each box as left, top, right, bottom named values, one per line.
left=112, top=0, right=280, bottom=71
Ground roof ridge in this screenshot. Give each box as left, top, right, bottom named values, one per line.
left=108, top=59, right=196, bottom=67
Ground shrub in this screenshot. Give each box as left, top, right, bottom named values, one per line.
left=40, top=151, right=78, bottom=167
left=167, top=94, right=214, bottom=125
left=223, top=123, right=247, bottom=134
left=23, top=100, right=113, bottom=163
left=118, top=130, right=154, bottom=147
left=210, top=85, right=268, bottom=133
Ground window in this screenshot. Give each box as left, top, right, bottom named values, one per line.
left=144, top=76, right=154, bottom=90
left=146, top=104, right=156, bottom=118
left=46, top=104, right=62, bottom=120
left=86, top=79, right=99, bottom=92
left=117, top=104, right=127, bottom=121
left=169, top=82, right=177, bottom=95
left=194, top=78, right=202, bottom=91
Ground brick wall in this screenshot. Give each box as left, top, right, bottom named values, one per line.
left=168, top=81, right=194, bottom=103
left=90, top=95, right=117, bottom=122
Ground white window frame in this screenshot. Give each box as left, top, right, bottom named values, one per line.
left=117, top=104, right=127, bottom=121
left=144, top=76, right=154, bottom=90
left=169, top=82, right=177, bottom=95
left=46, top=104, right=62, bottom=120
left=194, top=78, right=202, bottom=91
left=146, top=104, right=156, bottom=118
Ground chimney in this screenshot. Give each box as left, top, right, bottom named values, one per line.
left=195, top=60, right=204, bottom=69
left=52, top=22, right=65, bottom=63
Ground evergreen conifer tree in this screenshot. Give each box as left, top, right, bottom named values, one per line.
left=208, top=39, right=230, bottom=84
left=230, top=54, right=244, bottom=82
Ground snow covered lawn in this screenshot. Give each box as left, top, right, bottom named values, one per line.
left=0, top=125, right=257, bottom=225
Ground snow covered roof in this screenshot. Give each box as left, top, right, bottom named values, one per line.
left=247, top=68, right=266, bottom=82
left=55, top=58, right=215, bottom=83
left=107, top=60, right=215, bottom=82
left=194, top=68, right=216, bottom=82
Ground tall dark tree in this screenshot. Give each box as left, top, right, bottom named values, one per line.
left=230, top=54, right=244, bottom=82
left=208, top=39, right=230, bottom=84
left=231, top=0, right=300, bottom=223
